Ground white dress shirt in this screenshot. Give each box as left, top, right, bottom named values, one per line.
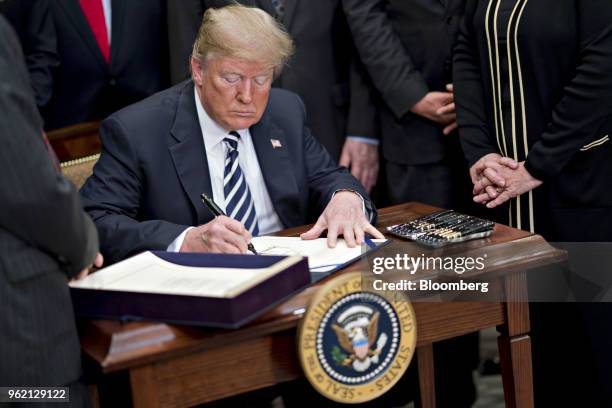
left=101, top=0, right=112, bottom=43
left=167, top=88, right=284, bottom=251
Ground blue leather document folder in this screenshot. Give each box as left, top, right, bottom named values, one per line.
left=70, top=251, right=310, bottom=328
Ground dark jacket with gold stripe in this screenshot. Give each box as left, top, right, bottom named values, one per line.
left=454, top=0, right=612, bottom=240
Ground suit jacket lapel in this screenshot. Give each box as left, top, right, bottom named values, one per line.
left=59, top=0, right=107, bottom=70
left=169, top=82, right=214, bottom=224
left=250, top=115, right=301, bottom=228
left=110, top=0, right=126, bottom=66
left=281, top=0, right=299, bottom=29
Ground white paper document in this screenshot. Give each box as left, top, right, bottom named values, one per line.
left=69, top=252, right=302, bottom=298
left=252, top=237, right=387, bottom=273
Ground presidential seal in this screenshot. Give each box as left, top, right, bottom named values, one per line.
left=298, top=272, right=417, bottom=404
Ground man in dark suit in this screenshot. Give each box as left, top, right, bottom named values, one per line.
left=167, top=0, right=380, bottom=193
left=43, top=0, right=168, bottom=130
left=0, top=16, right=101, bottom=404
left=341, top=1, right=477, bottom=407
left=81, top=4, right=382, bottom=265
left=0, top=0, right=59, bottom=109
left=342, top=0, right=471, bottom=209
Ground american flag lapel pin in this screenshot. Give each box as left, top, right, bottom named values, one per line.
left=270, top=139, right=282, bottom=149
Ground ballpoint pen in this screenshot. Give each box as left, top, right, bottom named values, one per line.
left=200, top=193, right=258, bottom=255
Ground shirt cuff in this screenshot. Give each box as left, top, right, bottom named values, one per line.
left=346, top=136, right=380, bottom=146
left=167, top=227, right=194, bottom=252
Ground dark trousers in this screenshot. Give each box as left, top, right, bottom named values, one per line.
left=385, top=160, right=474, bottom=213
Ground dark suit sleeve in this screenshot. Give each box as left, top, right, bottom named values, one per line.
left=0, top=18, right=97, bottom=278
left=341, top=0, right=429, bottom=119
left=346, top=56, right=380, bottom=140
left=523, top=1, right=612, bottom=181
left=453, top=0, right=498, bottom=167
left=298, top=96, right=377, bottom=223
left=80, top=117, right=190, bottom=264
left=19, top=0, right=59, bottom=108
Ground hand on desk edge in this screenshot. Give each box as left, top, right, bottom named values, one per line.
left=300, top=191, right=384, bottom=248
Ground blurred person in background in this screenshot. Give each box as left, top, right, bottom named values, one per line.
left=42, top=0, right=168, bottom=130
left=0, top=0, right=59, bottom=110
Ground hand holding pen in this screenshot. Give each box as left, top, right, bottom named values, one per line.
left=200, top=194, right=258, bottom=255
left=175, top=194, right=257, bottom=254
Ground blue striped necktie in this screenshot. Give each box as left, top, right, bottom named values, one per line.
left=223, top=131, right=259, bottom=236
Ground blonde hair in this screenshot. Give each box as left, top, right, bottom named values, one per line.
left=192, top=4, right=294, bottom=76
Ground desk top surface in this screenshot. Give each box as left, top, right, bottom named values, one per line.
left=79, top=202, right=564, bottom=372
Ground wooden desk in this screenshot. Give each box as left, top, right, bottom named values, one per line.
left=80, top=203, right=565, bottom=408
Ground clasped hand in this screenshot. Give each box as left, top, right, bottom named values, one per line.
left=470, top=153, right=542, bottom=208
left=411, top=84, right=458, bottom=135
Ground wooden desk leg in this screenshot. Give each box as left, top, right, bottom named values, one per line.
left=130, top=365, right=159, bottom=408
left=498, top=334, right=533, bottom=408
left=417, top=344, right=436, bottom=408
left=88, top=385, right=100, bottom=408
left=498, top=271, right=534, bottom=408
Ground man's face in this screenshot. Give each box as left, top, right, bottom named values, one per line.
left=192, top=56, right=274, bottom=131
